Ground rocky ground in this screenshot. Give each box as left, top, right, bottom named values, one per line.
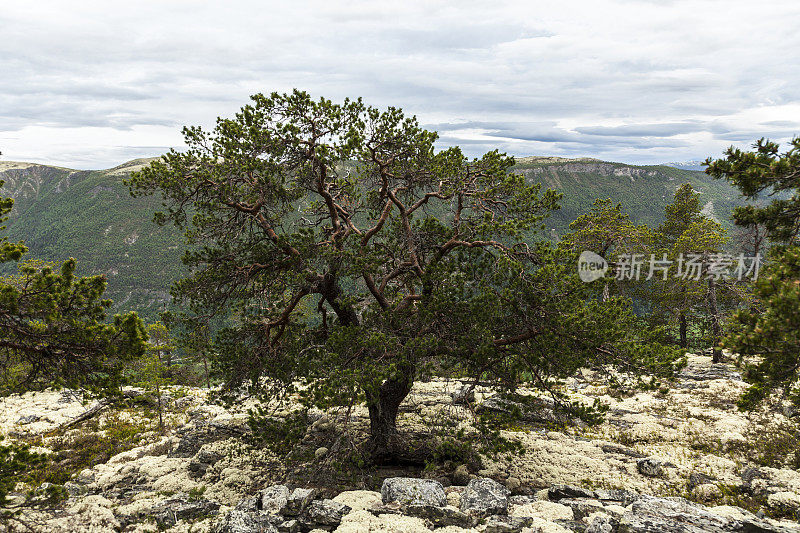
left=1, top=354, right=799, bottom=532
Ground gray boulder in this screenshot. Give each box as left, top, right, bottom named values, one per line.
left=484, top=515, right=534, bottom=533
left=637, top=458, right=664, bottom=477
left=189, top=448, right=223, bottom=478
left=195, top=447, right=223, bottom=464
left=282, top=487, right=316, bottom=516
left=234, top=496, right=258, bottom=513
left=304, top=499, right=351, bottom=527
left=509, top=495, right=537, bottom=506
left=152, top=495, right=220, bottom=527
left=559, top=497, right=607, bottom=521
left=595, top=488, right=639, bottom=506
left=679, top=364, right=742, bottom=382
left=549, top=484, right=597, bottom=501
left=213, top=510, right=277, bottom=533
left=260, top=485, right=290, bottom=514
left=381, top=477, right=447, bottom=507
left=688, top=472, right=716, bottom=490
left=404, top=504, right=476, bottom=528
left=587, top=514, right=618, bottom=533
left=460, top=477, right=510, bottom=516
left=618, top=495, right=738, bottom=532
left=63, top=481, right=86, bottom=498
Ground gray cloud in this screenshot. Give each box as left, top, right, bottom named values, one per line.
left=574, top=122, right=706, bottom=138
left=1, top=0, right=800, bottom=169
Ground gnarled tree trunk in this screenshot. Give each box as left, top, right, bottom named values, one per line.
left=364, top=364, right=416, bottom=464
left=707, top=278, right=723, bottom=363
left=679, top=311, right=688, bottom=349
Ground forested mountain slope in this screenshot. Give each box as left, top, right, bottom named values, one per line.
left=0, top=157, right=745, bottom=320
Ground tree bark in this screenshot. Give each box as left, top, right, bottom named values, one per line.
left=679, top=311, right=688, bottom=349
left=319, top=273, right=360, bottom=327
left=707, top=278, right=723, bottom=363
left=365, top=364, right=415, bottom=464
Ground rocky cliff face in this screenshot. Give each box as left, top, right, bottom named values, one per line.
left=525, top=162, right=659, bottom=181
left=1, top=354, right=798, bottom=532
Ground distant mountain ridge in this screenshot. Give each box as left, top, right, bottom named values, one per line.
left=0, top=156, right=746, bottom=320
left=1, top=158, right=183, bottom=321
left=662, top=160, right=707, bottom=172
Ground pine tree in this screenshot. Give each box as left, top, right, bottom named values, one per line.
left=706, top=137, right=800, bottom=407
left=129, top=91, right=681, bottom=462
left=562, top=198, right=652, bottom=301
left=0, top=155, right=148, bottom=521
left=650, top=185, right=727, bottom=352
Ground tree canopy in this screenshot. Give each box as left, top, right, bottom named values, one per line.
left=0, top=174, right=147, bottom=395
left=707, top=137, right=800, bottom=408
left=130, top=90, right=681, bottom=461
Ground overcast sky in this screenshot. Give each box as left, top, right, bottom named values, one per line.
left=2, top=0, right=799, bottom=169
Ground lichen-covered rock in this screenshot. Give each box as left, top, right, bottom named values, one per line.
left=189, top=446, right=224, bottom=478
left=618, top=495, right=736, bottom=532
left=557, top=498, right=605, bottom=520
left=260, top=484, right=290, bottom=514
left=548, top=484, right=597, bottom=501
left=63, top=481, right=86, bottom=498
left=586, top=514, right=617, bottom=533
left=314, top=446, right=328, bottom=459
left=476, top=395, right=565, bottom=425
left=45, top=495, right=121, bottom=533
left=509, top=494, right=537, bottom=506
left=525, top=516, right=574, bottom=533
left=4, top=362, right=800, bottom=532
left=679, top=364, right=742, bottom=382
left=594, top=488, right=639, bottom=506
left=688, top=471, right=716, bottom=489
left=282, top=487, right=316, bottom=516
left=17, top=414, right=40, bottom=425
left=709, top=505, right=797, bottom=532
left=277, top=518, right=300, bottom=532
left=335, top=509, right=431, bottom=532
left=691, top=483, right=723, bottom=501
left=196, top=447, right=223, bottom=464
left=214, top=509, right=277, bottom=533
left=505, top=476, right=521, bottom=493
left=404, top=503, right=476, bottom=528
left=304, top=498, right=351, bottom=527
left=151, top=494, right=221, bottom=527
left=637, top=458, right=665, bottom=478
left=460, top=477, right=510, bottom=516
left=483, top=515, right=534, bottom=533
left=381, top=477, right=446, bottom=507
left=446, top=489, right=463, bottom=508
left=768, top=491, right=800, bottom=517
left=235, top=495, right=259, bottom=512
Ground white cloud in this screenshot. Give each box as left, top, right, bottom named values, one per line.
left=1, top=0, right=799, bottom=168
